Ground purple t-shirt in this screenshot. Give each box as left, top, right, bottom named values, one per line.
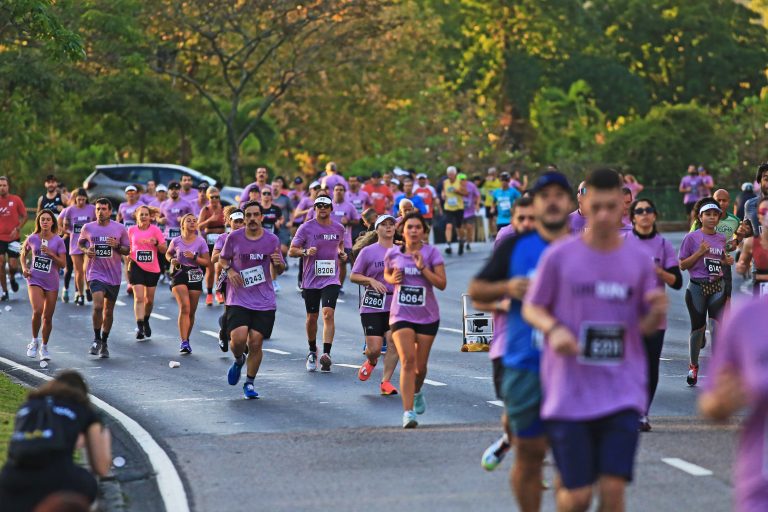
left=220, top=229, right=283, bottom=311
left=352, top=242, right=394, bottom=314
left=189, top=199, right=206, bottom=217
left=180, top=188, right=199, bottom=204
left=384, top=245, right=444, bottom=325
left=213, top=231, right=230, bottom=252
left=633, top=232, right=677, bottom=329
left=680, top=175, right=702, bottom=204
left=118, top=201, right=141, bottom=228
left=139, top=193, right=156, bottom=205
left=525, top=235, right=657, bottom=420
left=167, top=235, right=208, bottom=267
left=240, top=182, right=263, bottom=207
left=61, top=204, right=96, bottom=256
left=346, top=189, right=371, bottom=215
left=292, top=219, right=346, bottom=289
left=678, top=230, right=727, bottom=281
left=705, top=298, right=768, bottom=512
left=294, top=196, right=314, bottom=224
left=79, top=221, right=130, bottom=286
left=321, top=174, right=348, bottom=192
left=160, top=199, right=193, bottom=239
left=331, top=200, right=359, bottom=249
left=489, top=226, right=518, bottom=360
left=463, top=181, right=480, bottom=219
left=569, top=210, right=587, bottom=234
left=24, top=234, right=66, bottom=291
left=148, top=197, right=166, bottom=209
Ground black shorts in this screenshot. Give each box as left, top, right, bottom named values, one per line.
left=88, top=280, right=120, bottom=302
left=492, top=357, right=504, bottom=400
left=226, top=306, right=276, bottom=338
left=0, top=239, right=21, bottom=259
left=485, top=209, right=496, bottom=219
left=685, top=201, right=696, bottom=215
left=390, top=320, right=440, bottom=336
left=128, top=261, right=160, bottom=287
left=360, top=312, right=391, bottom=338
left=444, top=210, right=464, bottom=227
left=170, top=265, right=204, bottom=292
left=302, top=285, right=341, bottom=313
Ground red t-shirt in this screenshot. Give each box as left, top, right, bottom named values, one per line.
left=363, top=184, right=392, bottom=215
left=0, top=194, right=27, bottom=242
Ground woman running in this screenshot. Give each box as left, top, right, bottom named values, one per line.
left=211, top=207, right=245, bottom=351
left=350, top=214, right=400, bottom=395
left=59, top=189, right=96, bottom=306
left=384, top=212, right=446, bottom=428
left=260, top=186, right=285, bottom=291
left=736, top=196, right=768, bottom=297
left=198, top=186, right=226, bottom=306
left=630, top=198, right=682, bottom=431
left=59, top=194, right=74, bottom=304
left=127, top=205, right=166, bottom=341
left=678, top=197, right=730, bottom=387
left=167, top=214, right=210, bottom=354
left=21, top=210, right=67, bottom=361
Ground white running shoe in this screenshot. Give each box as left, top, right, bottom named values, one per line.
left=39, top=344, right=50, bottom=361
left=273, top=280, right=281, bottom=293
left=26, top=339, right=39, bottom=358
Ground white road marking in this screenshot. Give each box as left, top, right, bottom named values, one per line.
left=439, top=327, right=463, bottom=334
left=0, top=356, right=189, bottom=511
left=143, top=398, right=216, bottom=404
left=336, top=299, right=346, bottom=303
left=115, top=300, right=127, bottom=306
left=660, top=357, right=673, bottom=361
left=200, top=330, right=219, bottom=338
left=335, top=363, right=361, bottom=369
left=472, top=376, right=492, bottom=380
left=423, top=379, right=447, bottom=387
left=487, top=400, right=504, bottom=407
left=264, top=348, right=291, bottom=355
left=150, top=313, right=171, bottom=321
left=661, top=458, right=713, bottom=476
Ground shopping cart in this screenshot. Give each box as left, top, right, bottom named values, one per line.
left=460, top=293, right=493, bottom=352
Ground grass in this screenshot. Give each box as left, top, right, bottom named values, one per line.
left=0, top=372, right=28, bottom=466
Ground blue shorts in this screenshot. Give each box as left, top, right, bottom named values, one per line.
left=545, top=409, right=641, bottom=489
left=501, top=368, right=544, bottom=438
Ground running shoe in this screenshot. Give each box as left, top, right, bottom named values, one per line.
left=306, top=351, right=318, bottom=372
left=466, top=243, right=472, bottom=252
left=89, top=339, right=101, bottom=356
left=319, top=353, right=332, bottom=373
left=99, top=342, right=110, bottom=359
left=39, top=344, right=50, bottom=361
left=62, top=290, right=70, bottom=303
left=75, top=294, right=84, bottom=306
left=639, top=416, right=652, bottom=432
left=9, top=278, right=18, bottom=293
left=686, top=364, right=699, bottom=387
left=144, top=323, right=152, bottom=338
left=380, top=381, right=398, bottom=395
left=458, top=241, right=464, bottom=256
left=26, top=339, right=39, bottom=358
left=216, top=291, right=225, bottom=304
left=481, top=434, right=510, bottom=471
left=135, top=327, right=145, bottom=341
left=358, top=360, right=375, bottom=381
left=338, top=287, right=345, bottom=296
left=403, top=410, right=418, bottom=429
left=273, top=281, right=281, bottom=293
left=243, top=382, right=259, bottom=399
left=205, top=293, right=214, bottom=306
left=85, top=289, right=92, bottom=302
left=180, top=340, right=192, bottom=354
left=228, top=359, right=244, bottom=385
left=0, top=292, right=8, bottom=302
left=219, top=337, right=228, bottom=352
left=444, top=246, right=452, bottom=255
left=414, top=392, right=426, bottom=415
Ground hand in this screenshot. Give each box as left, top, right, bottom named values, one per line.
left=227, top=267, right=243, bottom=287
left=393, top=268, right=404, bottom=284
left=736, top=261, right=747, bottom=275
left=549, top=325, right=579, bottom=356
left=496, top=298, right=511, bottom=312
left=369, top=279, right=387, bottom=294
left=107, top=237, right=119, bottom=248
left=270, top=249, right=282, bottom=265
left=22, top=268, right=31, bottom=279
left=726, top=239, right=739, bottom=252
left=711, top=365, right=747, bottom=412
left=170, top=258, right=180, bottom=269
left=338, top=249, right=348, bottom=262
left=506, top=278, right=529, bottom=300
left=39, top=245, right=51, bottom=256
left=182, top=250, right=195, bottom=259
left=306, top=246, right=317, bottom=257
left=412, top=250, right=424, bottom=270
left=654, top=266, right=666, bottom=278
left=723, top=254, right=734, bottom=266
left=645, top=288, right=668, bottom=320
left=697, top=241, right=710, bottom=256
left=86, top=247, right=95, bottom=258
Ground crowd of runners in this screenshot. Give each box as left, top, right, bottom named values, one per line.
left=0, top=159, right=767, bottom=511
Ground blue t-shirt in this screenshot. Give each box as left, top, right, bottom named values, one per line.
left=392, top=193, right=427, bottom=216
left=493, top=188, right=521, bottom=225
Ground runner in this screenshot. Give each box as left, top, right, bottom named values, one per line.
left=139, top=180, right=157, bottom=205
left=384, top=212, right=447, bottom=428
left=414, top=173, right=439, bottom=227
left=346, top=175, right=372, bottom=243
left=166, top=214, right=209, bottom=354
left=59, top=189, right=96, bottom=306
left=679, top=164, right=702, bottom=217
left=211, top=207, right=245, bottom=351
left=492, top=172, right=522, bottom=231
left=0, top=176, right=28, bottom=301
left=220, top=201, right=286, bottom=399
left=331, top=184, right=358, bottom=291
left=350, top=214, right=400, bottom=395
left=259, top=185, right=285, bottom=292
left=441, top=166, right=467, bottom=255
left=363, top=171, right=393, bottom=215
left=60, top=194, right=75, bottom=304
left=78, top=199, right=130, bottom=359
left=190, top=182, right=209, bottom=217
left=21, top=210, right=67, bottom=362
left=568, top=181, right=588, bottom=233
left=744, top=162, right=768, bottom=238
left=320, top=161, right=348, bottom=192
left=468, top=173, right=571, bottom=510
left=198, top=186, right=226, bottom=305
left=288, top=195, right=346, bottom=373
left=149, top=184, right=168, bottom=209
left=461, top=174, right=481, bottom=251
left=620, top=187, right=633, bottom=232
left=36, top=174, right=64, bottom=215
left=736, top=197, right=768, bottom=296
left=179, top=175, right=198, bottom=204
left=679, top=197, right=730, bottom=386
left=699, top=297, right=768, bottom=512
left=127, top=205, right=166, bottom=341
left=711, top=189, right=743, bottom=302
left=522, top=168, right=667, bottom=511
left=630, top=198, right=682, bottom=431
left=240, top=166, right=269, bottom=208
left=480, top=168, right=501, bottom=237
left=116, top=185, right=142, bottom=295
left=271, top=178, right=294, bottom=267
left=392, top=177, right=427, bottom=216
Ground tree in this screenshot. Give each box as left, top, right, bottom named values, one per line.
left=0, top=0, right=84, bottom=60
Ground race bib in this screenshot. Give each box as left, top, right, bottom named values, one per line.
left=315, top=259, right=336, bottom=277
left=123, top=220, right=136, bottom=228
left=205, top=233, right=221, bottom=245
left=240, top=265, right=266, bottom=288
left=168, top=228, right=181, bottom=238
left=760, top=282, right=768, bottom=298
left=353, top=200, right=363, bottom=213
left=33, top=256, right=52, bottom=274
left=187, top=268, right=204, bottom=283
left=136, top=250, right=154, bottom=263
left=498, top=198, right=511, bottom=212
left=704, top=257, right=722, bottom=277
left=579, top=323, right=625, bottom=364
left=397, top=285, right=426, bottom=306
left=446, top=197, right=458, bottom=207
left=73, top=224, right=83, bottom=234
left=362, top=289, right=385, bottom=310
left=94, top=244, right=112, bottom=258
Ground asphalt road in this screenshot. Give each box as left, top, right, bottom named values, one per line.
left=0, top=233, right=744, bottom=512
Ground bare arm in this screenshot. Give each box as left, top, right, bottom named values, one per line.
left=421, top=263, right=446, bottom=290
left=85, top=423, right=112, bottom=477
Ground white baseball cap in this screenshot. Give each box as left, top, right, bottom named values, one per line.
left=229, top=211, right=244, bottom=221
left=416, top=173, right=428, bottom=179
left=314, top=196, right=332, bottom=206
left=446, top=166, right=457, bottom=174
left=390, top=178, right=400, bottom=186
left=156, top=184, right=168, bottom=192
left=374, top=215, right=396, bottom=229
left=309, top=181, right=321, bottom=189
left=125, top=185, right=137, bottom=192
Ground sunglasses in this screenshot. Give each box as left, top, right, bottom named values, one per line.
left=261, top=192, right=272, bottom=196
left=315, top=203, right=331, bottom=209
left=209, top=196, right=220, bottom=200
left=633, top=207, right=655, bottom=215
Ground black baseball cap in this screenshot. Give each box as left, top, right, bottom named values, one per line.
left=294, top=176, right=303, bottom=184
left=168, top=181, right=181, bottom=189
left=531, top=171, right=571, bottom=195
left=197, top=182, right=209, bottom=191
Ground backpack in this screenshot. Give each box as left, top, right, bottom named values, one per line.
left=7, top=397, right=71, bottom=468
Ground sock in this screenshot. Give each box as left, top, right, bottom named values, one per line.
left=236, top=354, right=246, bottom=366
left=137, top=320, right=144, bottom=331
left=323, top=343, right=332, bottom=355
left=101, top=332, right=110, bottom=344
left=246, top=375, right=255, bottom=385
left=207, top=287, right=213, bottom=295
left=94, top=329, right=101, bottom=340
left=308, top=340, right=317, bottom=353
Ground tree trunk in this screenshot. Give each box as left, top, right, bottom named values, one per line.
left=227, top=129, right=241, bottom=187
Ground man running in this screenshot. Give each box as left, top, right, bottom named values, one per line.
left=78, top=199, right=130, bottom=358
left=679, top=164, right=702, bottom=217
left=568, top=181, right=588, bottom=233
left=179, top=175, right=198, bottom=204
left=240, top=167, right=269, bottom=207
left=468, top=173, right=571, bottom=510
left=321, top=161, right=348, bottom=192
left=712, top=189, right=742, bottom=301
left=393, top=177, right=427, bottom=216
left=330, top=184, right=359, bottom=291
left=522, top=169, right=667, bottom=511
left=36, top=174, right=65, bottom=215
left=346, top=175, right=372, bottom=243
left=461, top=173, right=481, bottom=250
left=0, top=176, right=28, bottom=301
left=363, top=171, right=393, bottom=215
left=492, top=172, right=522, bottom=231
left=414, top=173, right=439, bottom=227
left=442, top=166, right=468, bottom=255
left=289, top=195, right=347, bottom=372
left=220, top=201, right=285, bottom=399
